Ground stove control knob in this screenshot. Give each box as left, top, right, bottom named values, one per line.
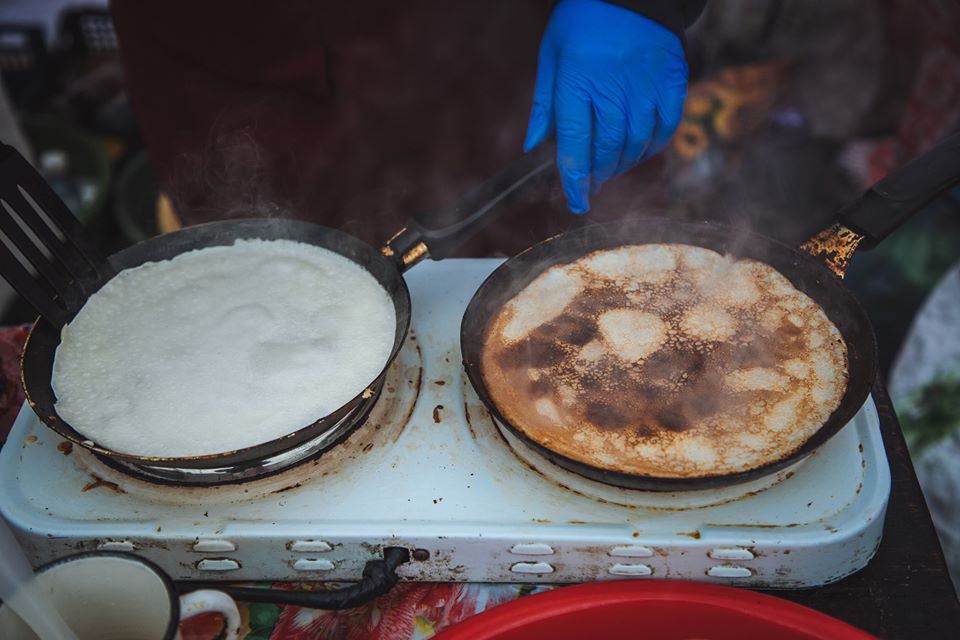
left=609, top=563, right=653, bottom=576
left=510, top=561, right=555, bottom=574
left=193, top=539, right=236, bottom=553
left=707, top=565, right=753, bottom=578
left=509, top=543, right=555, bottom=556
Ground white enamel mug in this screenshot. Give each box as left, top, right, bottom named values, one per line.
left=0, top=552, right=241, bottom=640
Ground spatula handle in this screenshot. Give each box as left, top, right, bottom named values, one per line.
left=838, top=132, right=960, bottom=250
left=384, top=144, right=555, bottom=270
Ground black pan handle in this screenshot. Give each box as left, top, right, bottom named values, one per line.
left=384, top=143, right=555, bottom=271
left=837, top=132, right=960, bottom=250
left=177, top=546, right=410, bottom=610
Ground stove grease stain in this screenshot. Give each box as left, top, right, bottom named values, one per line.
left=57, top=441, right=73, bottom=455
left=270, top=482, right=303, bottom=495
left=81, top=474, right=125, bottom=494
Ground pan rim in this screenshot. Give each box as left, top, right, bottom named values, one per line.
left=21, top=218, right=413, bottom=468
left=460, top=217, right=878, bottom=491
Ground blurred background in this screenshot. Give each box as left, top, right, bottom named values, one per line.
left=0, top=0, right=957, bottom=589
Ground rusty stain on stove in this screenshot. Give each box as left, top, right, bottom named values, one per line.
left=24, top=435, right=37, bottom=444
left=270, top=482, right=303, bottom=495
left=463, top=402, right=479, bottom=441
left=707, top=522, right=801, bottom=529
left=678, top=530, right=701, bottom=539
left=82, top=474, right=125, bottom=494
left=432, top=405, right=444, bottom=423
left=57, top=441, right=73, bottom=455
left=128, top=538, right=169, bottom=551
left=799, top=222, right=864, bottom=278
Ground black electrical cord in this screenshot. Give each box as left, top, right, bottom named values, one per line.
left=177, top=547, right=411, bottom=610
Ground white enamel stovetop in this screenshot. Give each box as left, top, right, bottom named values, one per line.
left=0, top=259, right=890, bottom=588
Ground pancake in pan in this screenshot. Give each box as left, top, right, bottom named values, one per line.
left=480, top=243, right=849, bottom=479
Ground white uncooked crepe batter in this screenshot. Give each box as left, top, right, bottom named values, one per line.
left=52, top=239, right=397, bottom=457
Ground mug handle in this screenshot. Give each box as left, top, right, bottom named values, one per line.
left=175, top=589, right=242, bottom=640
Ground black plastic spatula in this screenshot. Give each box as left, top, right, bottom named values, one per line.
left=0, top=143, right=113, bottom=328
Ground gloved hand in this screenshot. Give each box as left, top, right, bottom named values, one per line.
left=524, top=0, right=689, bottom=213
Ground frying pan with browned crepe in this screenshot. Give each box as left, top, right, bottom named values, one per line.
left=458, top=133, right=960, bottom=490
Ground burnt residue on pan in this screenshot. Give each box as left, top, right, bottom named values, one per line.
left=799, top=223, right=864, bottom=278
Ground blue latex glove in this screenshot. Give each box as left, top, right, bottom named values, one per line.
left=524, top=0, right=689, bottom=213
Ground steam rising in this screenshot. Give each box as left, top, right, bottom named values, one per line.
left=169, top=131, right=296, bottom=223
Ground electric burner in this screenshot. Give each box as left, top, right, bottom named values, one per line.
left=0, top=260, right=890, bottom=588
left=98, top=388, right=386, bottom=486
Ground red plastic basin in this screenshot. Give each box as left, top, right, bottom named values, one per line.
left=434, top=581, right=876, bottom=640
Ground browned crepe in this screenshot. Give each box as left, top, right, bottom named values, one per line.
left=481, top=244, right=848, bottom=479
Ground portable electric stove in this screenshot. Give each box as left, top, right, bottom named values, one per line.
left=0, top=260, right=890, bottom=588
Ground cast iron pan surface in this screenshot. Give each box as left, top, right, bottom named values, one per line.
left=461, top=219, right=877, bottom=491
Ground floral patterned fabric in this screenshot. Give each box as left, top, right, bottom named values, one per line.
left=180, top=582, right=553, bottom=640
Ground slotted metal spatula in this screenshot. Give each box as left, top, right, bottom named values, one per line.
left=0, top=142, right=113, bottom=328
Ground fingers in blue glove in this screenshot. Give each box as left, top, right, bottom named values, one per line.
left=616, top=100, right=657, bottom=177
left=523, top=43, right=557, bottom=153
left=555, top=81, right=593, bottom=214
left=524, top=0, right=689, bottom=214
left=646, top=81, right=687, bottom=159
